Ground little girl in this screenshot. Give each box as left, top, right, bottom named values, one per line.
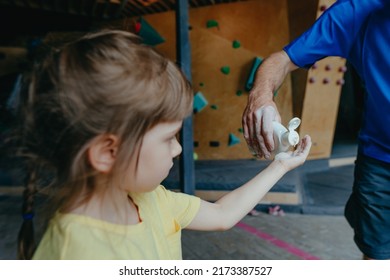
left=16, top=29, right=312, bottom=260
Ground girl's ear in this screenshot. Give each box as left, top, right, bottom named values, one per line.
left=88, top=134, right=119, bottom=173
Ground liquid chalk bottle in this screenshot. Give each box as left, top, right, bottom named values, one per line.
left=272, top=117, right=301, bottom=157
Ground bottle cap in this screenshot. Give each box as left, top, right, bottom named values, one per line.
left=288, top=131, right=299, bottom=146
left=288, top=117, right=301, bottom=130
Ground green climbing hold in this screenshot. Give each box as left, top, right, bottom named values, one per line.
left=246, top=57, right=263, bottom=91
left=199, top=82, right=204, bottom=87
left=210, top=104, right=218, bottom=110
left=221, top=66, right=230, bottom=75
left=206, top=20, right=219, bottom=28
left=238, top=127, right=243, bottom=133
left=232, top=40, right=241, bottom=49
left=236, top=90, right=243, bottom=96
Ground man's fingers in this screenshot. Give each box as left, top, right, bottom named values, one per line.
left=251, top=111, right=263, bottom=156
left=262, top=117, right=274, bottom=152
left=302, top=135, right=312, bottom=155
left=242, top=111, right=250, bottom=141
left=243, top=104, right=281, bottom=159
left=243, top=109, right=263, bottom=157
left=261, top=106, right=278, bottom=153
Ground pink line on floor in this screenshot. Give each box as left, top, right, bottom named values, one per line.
left=236, top=221, right=321, bottom=260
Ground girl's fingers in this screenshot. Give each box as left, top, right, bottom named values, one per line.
left=299, top=135, right=312, bottom=156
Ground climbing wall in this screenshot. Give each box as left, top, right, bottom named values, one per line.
left=298, top=0, right=347, bottom=159
left=131, top=0, right=293, bottom=160
left=190, top=27, right=292, bottom=159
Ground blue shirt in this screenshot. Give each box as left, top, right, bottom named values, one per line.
left=284, top=0, right=390, bottom=163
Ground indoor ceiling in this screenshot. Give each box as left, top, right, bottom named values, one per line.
left=0, top=0, right=248, bottom=19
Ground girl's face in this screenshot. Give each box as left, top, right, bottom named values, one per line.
left=131, top=120, right=183, bottom=193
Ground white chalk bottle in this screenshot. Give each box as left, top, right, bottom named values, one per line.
left=272, top=117, right=301, bottom=156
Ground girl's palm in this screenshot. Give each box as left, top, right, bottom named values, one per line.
left=274, top=135, right=312, bottom=171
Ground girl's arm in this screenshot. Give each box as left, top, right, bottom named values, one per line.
left=186, top=135, right=311, bottom=231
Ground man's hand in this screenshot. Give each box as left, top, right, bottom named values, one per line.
left=242, top=103, right=281, bottom=159
left=242, top=51, right=295, bottom=159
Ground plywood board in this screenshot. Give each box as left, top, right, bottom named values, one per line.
left=299, top=57, right=346, bottom=159
left=189, top=0, right=290, bottom=56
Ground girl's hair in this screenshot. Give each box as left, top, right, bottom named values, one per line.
left=16, top=29, right=193, bottom=259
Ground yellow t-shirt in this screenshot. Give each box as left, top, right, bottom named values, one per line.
left=33, top=185, right=201, bottom=260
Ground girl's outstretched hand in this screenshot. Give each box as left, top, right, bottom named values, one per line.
left=274, top=135, right=312, bottom=172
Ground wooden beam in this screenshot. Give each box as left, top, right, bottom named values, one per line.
left=114, top=0, right=128, bottom=18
